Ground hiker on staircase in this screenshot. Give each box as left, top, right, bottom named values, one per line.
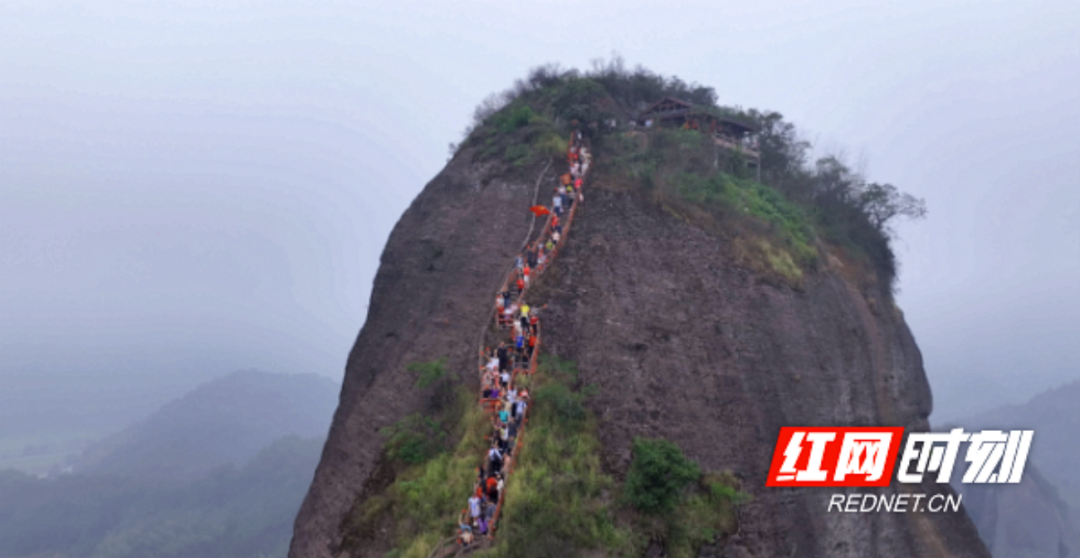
left=451, top=136, right=591, bottom=547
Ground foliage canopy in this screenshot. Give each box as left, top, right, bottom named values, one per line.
left=625, top=437, right=701, bottom=515
left=456, top=56, right=927, bottom=290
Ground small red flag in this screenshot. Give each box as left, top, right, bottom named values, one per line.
left=529, top=205, right=550, bottom=217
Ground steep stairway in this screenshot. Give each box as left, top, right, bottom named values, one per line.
left=436, top=134, right=591, bottom=554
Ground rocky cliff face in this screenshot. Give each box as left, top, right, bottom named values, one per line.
left=289, top=149, right=991, bottom=557
left=289, top=151, right=550, bottom=558
left=535, top=184, right=989, bottom=557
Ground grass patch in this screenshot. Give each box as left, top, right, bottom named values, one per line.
left=626, top=441, right=750, bottom=558
left=350, top=356, right=748, bottom=558
left=661, top=472, right=748, bottom=558
left=410, top=358, right=448, bottom=389
left=346, top=389, right=489, bottom=558
left=469, top=100, right=569, bottom=167
left=758, top=239, right=803, bottom=283
left=505, top=144, right=533, bottom=166
left=476, top=359, right=746, bottom=558
left=673, top=169, right=816, bottom=282
left=671, top=171, right=817, bottom=267
left=342, top=358, right=490, bottom=556
left=625, top=437, right=700, bottom=514
left=379, top=414, right=446, bottom=466
left=475, top=356, right=636, bottom=558
left=597, top=128, right=819, bottom=284
left=533, top=131, right=568, bottom=159
left=492, top=104, right=535, bottom=133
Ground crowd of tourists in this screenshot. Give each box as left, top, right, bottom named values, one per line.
left=456, top=132, right=590, bottom=548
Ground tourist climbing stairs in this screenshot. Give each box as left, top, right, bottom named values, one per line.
left=430, top=133, right=591, bottom=557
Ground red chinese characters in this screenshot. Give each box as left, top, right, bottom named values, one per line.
left=766, top=427, right=905, bottom=487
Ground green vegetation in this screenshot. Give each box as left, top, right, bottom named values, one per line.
left=625, top=441, right=749, bottom=558
left=465, top=98, right=567, bottom=167
left=660, top=472, right=748, bottom=558
left=672, top=170, right=817, bottom=266
left=594, top=108, right=924, bottom=286
left=477, top=358, right=746, bottom=558
left=625, top=437, right=701, bottom=514
left=504, top=143, right=533, bottom=166
left=459, top=57, right=926, bottom=290
left=345, top=359, right=489, bottom=558
left=477, top=356, right=635, bottom=558
left=598, top=127, right=817, bottom=283
left=380, top=414, right=446, bottom=466
left=0, top=435, right=324, bottom=558
left=352, top=354, right=749, bottom=558
left=410, top=358, right=448, bottom=389
left=378, top=359, right=460, bottom=467
left=533, top=131, right=568, bottom=159
left=407, top=358, right=456, bottom=414
left=492, top=104, right=536, bottom=133
left=352, top=394, right=490, bottom=558
left=551, top=76, right=608, bottom=123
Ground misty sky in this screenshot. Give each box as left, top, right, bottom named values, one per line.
left=2, top=0, right=1078, bottom=443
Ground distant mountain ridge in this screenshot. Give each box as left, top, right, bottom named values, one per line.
left=0, top=369, right=338, bottom=558
left=76, top=369, right=337, bottom=481
left=953, top=380, right=1080, bottom=558
left=0, top=435, right=326, bottom=558
left=966, top=380, right=1080, bottom=510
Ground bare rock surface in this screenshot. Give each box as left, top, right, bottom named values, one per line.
left=289, top=151, right=547, bottom=558
left=289, top=156, right=991, bottom=558
left=534, top=185, right=990, bottom=558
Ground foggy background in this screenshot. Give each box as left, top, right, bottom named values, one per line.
left=2, top=0, right=1078, bottom=460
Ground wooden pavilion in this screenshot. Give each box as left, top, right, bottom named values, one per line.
left=636, top=97, right=761, bottom=164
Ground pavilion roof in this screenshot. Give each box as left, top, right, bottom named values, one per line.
left=639, top=97, right=760, bottom=133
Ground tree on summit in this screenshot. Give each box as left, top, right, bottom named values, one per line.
left=857, top=182, right=927, bottom=233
